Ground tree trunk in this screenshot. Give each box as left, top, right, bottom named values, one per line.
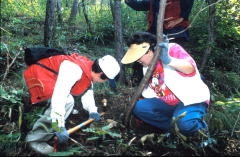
left=200, top=0, right=216, bottom=72
left=68, top=0, right=79, bottom=23
left=81, top=0, right=92, bottom=33
left=44, top=0, right=57, bottom=47
left=109, top=0, right=115, bottom=21
left=100, top=0, right=104, bottom=11
left=114, top=0, right=124, bottom=83
left=65, top=0, right=69, bottom=7
left=56, top=0, right=63, bottom=25
left=124, top=0, right=167, bottom=126
left=90, top=0, right=96, bottom=5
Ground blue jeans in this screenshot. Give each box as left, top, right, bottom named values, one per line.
left=132, top=98, right=208, bottom=136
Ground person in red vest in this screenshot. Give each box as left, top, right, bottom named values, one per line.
left=24, top=52, right=120, bottom=155
left=125, top=0, right=194, bottom=42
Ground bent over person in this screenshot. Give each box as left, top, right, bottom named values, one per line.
left=121, top=32, right=210, bottom=136
left=23, top=49, right=120, bottom=155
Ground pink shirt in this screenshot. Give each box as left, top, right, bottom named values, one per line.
left=144, top=43, right=210, bottom=106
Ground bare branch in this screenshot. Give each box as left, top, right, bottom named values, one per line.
left=2, top=48, right=21, bottom=82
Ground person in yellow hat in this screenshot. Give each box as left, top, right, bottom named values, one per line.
left=121, top=32, right=210, bottom=136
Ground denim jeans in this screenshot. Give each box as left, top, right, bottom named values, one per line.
left=133, top=98, right=208, bottom=135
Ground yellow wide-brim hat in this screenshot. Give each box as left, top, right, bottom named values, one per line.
left=121, top=42, right=150, bottom=64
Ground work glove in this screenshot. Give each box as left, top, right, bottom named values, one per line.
left=50, top=111, right=65, bottom=128
left=55, top=127, right=69, bottom=144
left=159, top=35, right=171, bottom=65
left=89, top=112, right=101, bottom=122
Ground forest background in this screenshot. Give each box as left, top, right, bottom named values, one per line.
left=0, top=0, right=240, bottom=156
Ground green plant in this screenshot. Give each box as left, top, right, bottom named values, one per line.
left=216, top=0, right=240, bottom=41
left=0, top=132, right=22, bottom=156
left=207, top=70, right=240, bottom=97
left=189, top=0, right=208, bottom=48
left=207, top=98, right=240, bottom=137
left=83, top=124, right=121, bottom=141
left=48, top=147, right=85, bottom=156
left=0, top=86, right=24, bottom=129
left=0, top=86, right=24, bottom=156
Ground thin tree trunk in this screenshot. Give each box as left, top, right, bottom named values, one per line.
left=200, top=0, right=216, bottom=72
left=109, top=0, right=114, bottom=21
left=65, top=0, right=69, bottom=7
left=81, top=0, right=92, bottom=33
left=124, top=0, right=167, bottom=126
left=56, top=0, right=63, bottom=25
left=91, top=0, right=96, bottom=5
left=44, top=0, right=57, bottom=47
left=114, top=0, right=124, bottom=83
left=100, top=0, right=104, bottom=11
left=68, top=0, right=79, bottom=23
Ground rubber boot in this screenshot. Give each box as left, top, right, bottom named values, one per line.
left=29, top=141, right=54, bottom=155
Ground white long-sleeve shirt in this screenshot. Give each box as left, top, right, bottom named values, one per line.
left=51, top=60, right=97, bottom=127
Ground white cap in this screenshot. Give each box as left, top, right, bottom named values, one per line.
left=98, top=55, right=120, bottom=79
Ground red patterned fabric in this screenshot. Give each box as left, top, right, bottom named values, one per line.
left=148, top=61, right=180, bottom=106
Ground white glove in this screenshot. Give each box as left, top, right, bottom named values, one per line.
left=50, top=109, right=65, bottom=128
left=81, top=88, right=98, bottom=113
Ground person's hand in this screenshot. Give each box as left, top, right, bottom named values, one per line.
left=166, top=18, right=183, bottom=29
left=159, top=36, right=171, bottom=65
left=89, top=112, right=101, bottom=122
left=55, top=127, right=69, bottom=144
left=50, top=110, right=65, bottom=128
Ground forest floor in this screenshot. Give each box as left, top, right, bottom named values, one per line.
left=2, top=86, right=239, bottom=156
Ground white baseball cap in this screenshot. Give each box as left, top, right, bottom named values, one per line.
left=98, top=55, right=120, bottom=79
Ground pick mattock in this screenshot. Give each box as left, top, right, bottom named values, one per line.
left=68, top=114, right=104, bottom=134
left=54, top=111, right=106, bottom=152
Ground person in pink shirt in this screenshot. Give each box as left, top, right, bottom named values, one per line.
left=121, top=32, right=210, bottom=137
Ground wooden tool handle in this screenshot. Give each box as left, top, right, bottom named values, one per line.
left=67, top=118, right=94, bottom=134
left=67, top=112, right=105, bottom=134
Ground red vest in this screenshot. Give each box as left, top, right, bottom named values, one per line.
left=24, top=53, right=93, bottom=104
left=147, top=0, right=154, bottom=31
left=147, top=0, right=189, bottom=31
left=164, top=0, right=189, bottom=29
